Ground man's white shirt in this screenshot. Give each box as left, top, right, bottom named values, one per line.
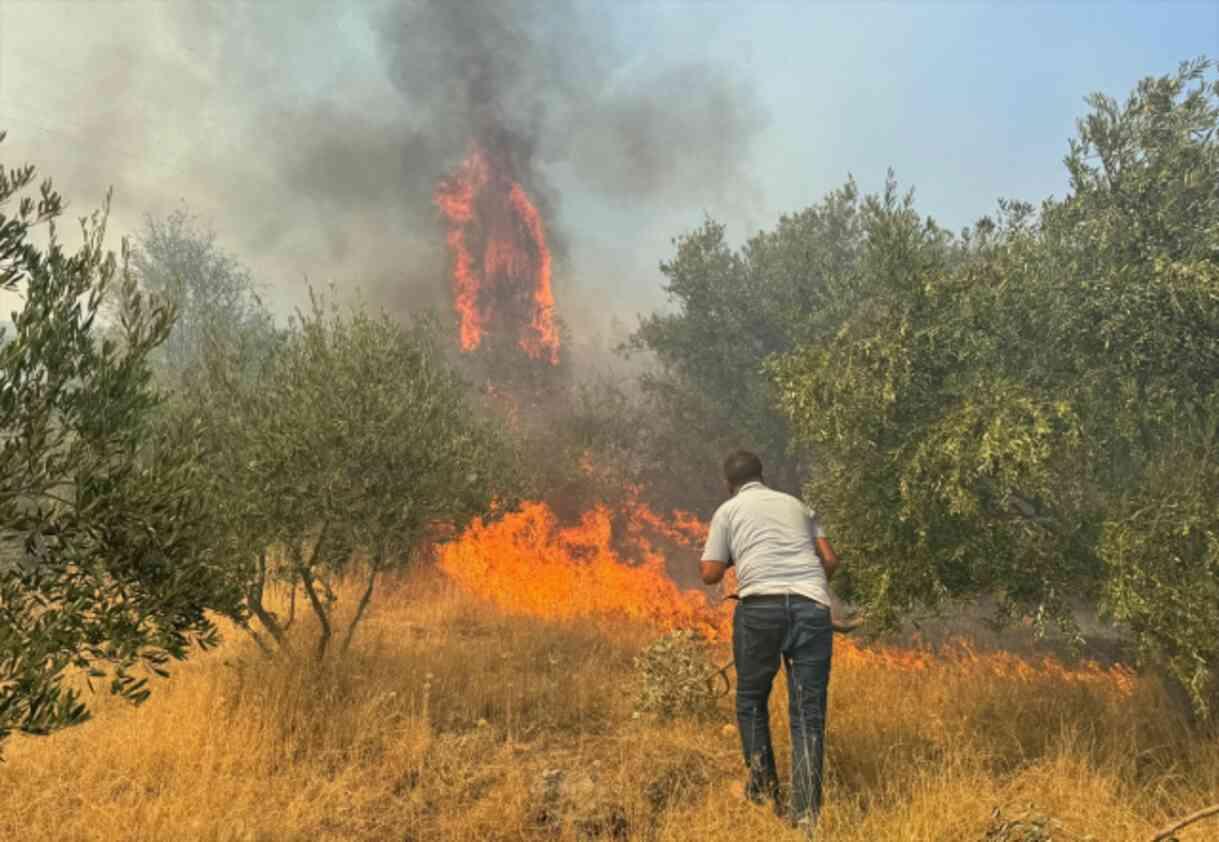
left=701, top=481, right=833, bottom=607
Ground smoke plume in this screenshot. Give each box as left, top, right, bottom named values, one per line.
left=0, top=0, right=767, bottom=335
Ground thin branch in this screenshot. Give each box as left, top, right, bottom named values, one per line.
left=294, top=522, right=332, bottom=661
left=0, top=488, right=76, bottom=508
left=247, top=549, right=290, bottom=652
left=1151, top=803, right=1219, bottom=842
left=340, top=545, right=383, bottom=655
left=306, top=520, right=331, bottom=569
left=296, top=563, right=329, bottom=661
left=282, top=570, right=297, bottom=630
left=238, top=619, right=274, bottom=657
left=255, top=548, right=267, bottom=605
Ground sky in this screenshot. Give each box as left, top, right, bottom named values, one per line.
left=0, top=0, right=1215, bottom=351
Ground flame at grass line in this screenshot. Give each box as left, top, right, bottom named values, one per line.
left=434, top=144, right=560, bottom=364
left=439, top=499, right=725, bottom=639
left=438, top=498, right=1136, bottom=696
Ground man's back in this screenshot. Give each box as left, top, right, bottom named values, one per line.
left=702, top=481, right=832, bottom=607
left=698, top=453, right=836, bottom=825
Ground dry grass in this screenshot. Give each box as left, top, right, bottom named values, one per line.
left=1, top=567, right=1216, bottom=842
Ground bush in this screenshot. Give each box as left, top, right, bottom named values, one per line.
left=633, top=629, right=723, bottom=720
left=983, top=806, right=1096, bottom=842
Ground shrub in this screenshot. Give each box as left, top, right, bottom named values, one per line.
left=633, top=629, right=722, bottom=720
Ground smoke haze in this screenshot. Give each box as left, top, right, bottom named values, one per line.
left=0, top=0, right=767, bottom=341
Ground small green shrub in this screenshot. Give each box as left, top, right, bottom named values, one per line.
left=633, top=629, right=721, bottom=720
left=983, top=806, right=1097, bottom=842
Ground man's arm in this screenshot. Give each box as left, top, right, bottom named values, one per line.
left=815, top=536, right=840, bottom=581
left=807, top=507, right=841, bottom=580
left=700, top=509, right=731, bottom=585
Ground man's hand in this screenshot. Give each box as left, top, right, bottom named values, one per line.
left=700, top=559, right=730, bottom=585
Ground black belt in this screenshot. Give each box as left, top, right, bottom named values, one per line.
left=739, top=593, right=818, bottom=605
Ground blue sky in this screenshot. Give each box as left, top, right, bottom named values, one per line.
left=0, top=1, right=1215, bottom=336
left=558, top=1, right=1218, bottom=332
left=593, top=1, right=1218, bottom=232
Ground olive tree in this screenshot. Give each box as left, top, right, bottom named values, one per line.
left=188, top=294, right=518, bottom=660
left=1058, top=57, right=1219, bottom=712
left=772, top=58, right=1219, bottom=713
left=0, top=135, right=243, bottom=754
left=625, top=182, right=867, bottom=512
left=127, top=207, right=277, bottom=386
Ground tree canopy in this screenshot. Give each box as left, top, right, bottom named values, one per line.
left=626, top=181, right=867, bottom=511
left=127, top=207, right=277, bottom=386
left=772, top=58, right=1219, bottom=712
left=628, top=57, right=1218, bottom=714
left=0, top=136, right=243, bottom=753
left=180, top=294, right=520, bottom=659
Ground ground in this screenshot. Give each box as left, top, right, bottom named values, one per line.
left=0, top=567, right=1215, bottom=841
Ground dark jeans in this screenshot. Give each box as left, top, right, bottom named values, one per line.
left=733, top=593, right=833, bottom=823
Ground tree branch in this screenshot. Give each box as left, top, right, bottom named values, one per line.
left=247, top=549, right=289, bottom=651
left=282, top=569, right=297, bottom=630
left=340, top=544, right=383, bottom=655
left=238, top=619, right=273, bottom=657
left=294, top=522, right=331, bottom=661
left=1151, top=803, right=1219, bottom=842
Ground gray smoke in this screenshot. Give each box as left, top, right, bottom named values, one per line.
left=0, top=0, right=766, bottom=331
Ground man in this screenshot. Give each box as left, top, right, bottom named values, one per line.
left=700, top=450, right=839, bottom=829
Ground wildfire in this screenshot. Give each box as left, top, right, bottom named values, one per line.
left=438, top=497, right=1136, bottom=696
left=438, top=497, right=721, bottom=633
left=439, top=499, right=726, bottom=639
left=434, top=144, right=560, bottom=364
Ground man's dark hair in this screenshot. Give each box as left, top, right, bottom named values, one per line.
left=723, top=450, right=764, bottom=490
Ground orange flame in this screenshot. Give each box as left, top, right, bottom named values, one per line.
left=439, top=499, right=726, bottom=638
left=439, top=497, right=1136, bottom=696
left=434, top=144, right=560, bottom=364
left=433, top=149, right=488, bottom=352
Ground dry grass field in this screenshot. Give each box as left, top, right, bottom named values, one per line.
left=0, top=567, right=1216, bottom=842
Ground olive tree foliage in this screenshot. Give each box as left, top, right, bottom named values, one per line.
left=126, top=207, right=277, bottom=386
left=625, top=182, right=867, bottom=512
left=0, top=135, right=244, bottom=754
left=1057, top=57, right=1219, bottom=712
left=182, top=295, right=518, bottom=660
left=772, top=59, right=1219, bottom=713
